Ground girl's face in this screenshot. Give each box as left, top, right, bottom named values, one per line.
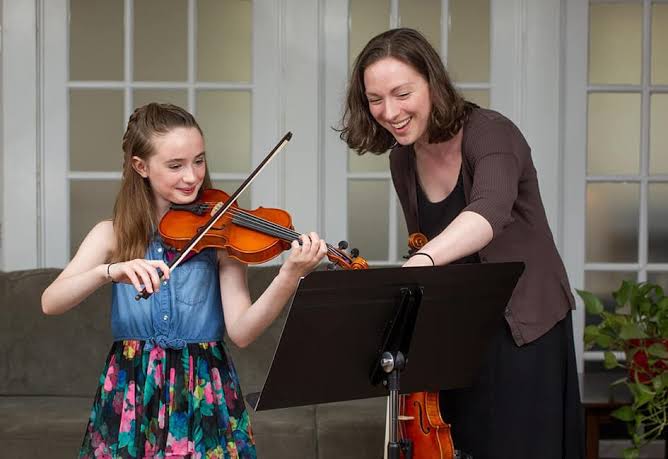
left=132, top=127, right=206, bottom=215
left=363, top=57, right=432, bottom=146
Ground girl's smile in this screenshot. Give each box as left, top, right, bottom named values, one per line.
left=131, top=126, right=207, bottom=217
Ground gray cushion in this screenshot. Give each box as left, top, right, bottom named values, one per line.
left=0, top=269, right=112, bottom=396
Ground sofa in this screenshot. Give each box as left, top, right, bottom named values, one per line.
left=0, top=266, right=386, bottom=458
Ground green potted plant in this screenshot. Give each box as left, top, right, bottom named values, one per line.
left=577, top=280, right=668, bottom=459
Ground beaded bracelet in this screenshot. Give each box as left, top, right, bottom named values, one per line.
left=411, top=252, right=435, bottom=266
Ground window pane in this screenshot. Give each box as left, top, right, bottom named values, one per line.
left=134, top=0, right=187, bottom=81
left=584, top=271, right=637, bottom=328
left=349, top=0, right=390, bottom=69
left=399, top=0, right=441, bottom=54
left=586, top=183, right=639, bottom=263
left=70, top=90, right=125, bottom=172
left=587, top=93, right=640, bottom=175
left=211, top=180, right=251, bottom=210
left=348, top=150, right=389, bottom=173
left=70, top=180, right=120, bottom=257
left=461, top=89, right=490, bottom=109
left=648, top=272, right=668, bottom=289
left=133, top=90, right=188, bottom=110
left=70, top=0, right=124, bottom=81
left=652, top=4, right=668, bottom=85
left=348, top=180, right=389, bottom=260
left=198, top=0, right=252, bottom=82
left=589, top=3, right=642, bottom=85
left=448, top=0, right=490, bottom=82
left=196, top=91, right=251, bottom=173
left=650, top=94, right=668, bottom=175
left=649, top=183, right=668, bottom=263
left=396, top=200, right=410, bottom=262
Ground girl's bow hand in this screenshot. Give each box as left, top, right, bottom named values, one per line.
left=107, top=259, right=171, bottom=293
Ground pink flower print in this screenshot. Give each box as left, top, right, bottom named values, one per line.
left=94, top=442, right=112, bottom=459
left=119, top=381, right=136, bottom=433
left=150, top=345, right=165, bottom=361
left=103, top=360, right=117, bottom=392
left=158, top=403, right=166, bottom=429
left=144, top=441, right=158, bottom=457
left=203, top=381, right=214, bottom=405
left=188, top=355, right=194, bottom=391
left=165, top=433, right=190, bottom=455
left=90, top=430, right=103, bottom=448
left=153, top=362, right=164, bottom=387
left=211, top=368, right=224, bottom=404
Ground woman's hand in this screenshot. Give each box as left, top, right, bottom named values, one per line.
left=108, top=259, right=171, bottom=294
left=279, top=232, right=328, bottom=280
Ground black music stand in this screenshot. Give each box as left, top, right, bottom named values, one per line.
left=247, top=262, right=524, bottom=458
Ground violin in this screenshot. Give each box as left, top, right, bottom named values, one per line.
left=135, top=132, right=366, bottom=300
left=158, top=188, right=368, bottom=270
left=394, top=232, right=454, bottom=459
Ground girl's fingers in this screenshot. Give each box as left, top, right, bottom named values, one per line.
left=124, top=268, right=143, bottom=293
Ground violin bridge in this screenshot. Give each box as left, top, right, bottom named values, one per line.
left=398, top=415, right=414, bottom=421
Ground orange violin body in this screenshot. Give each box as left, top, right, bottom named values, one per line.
left=399, top=391, right=454, bottom=459
left=159, top=189, right=293, bottom=264
left=158, top=188, right=367, bottom=270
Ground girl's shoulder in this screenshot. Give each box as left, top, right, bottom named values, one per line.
left=83, top=220, right=117, bottom=256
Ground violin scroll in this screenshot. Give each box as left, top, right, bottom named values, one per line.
left=326, top=240, right=368, bottom=270
left=407, top=233, right=428, bottom=255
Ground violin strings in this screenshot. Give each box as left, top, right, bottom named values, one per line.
left=228, top=209, right=350, bottom=261
left=176, top=201, right=352, bottom=261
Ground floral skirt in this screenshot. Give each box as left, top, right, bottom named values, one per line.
left=79, top=340, right=256, bottom=459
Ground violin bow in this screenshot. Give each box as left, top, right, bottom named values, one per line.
left=135, top=132, right=293, bottom=300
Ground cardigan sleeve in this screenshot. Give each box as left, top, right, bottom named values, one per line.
left=462, top=116, right=526, bottom=236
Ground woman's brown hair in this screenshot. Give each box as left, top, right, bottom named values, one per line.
left=111, top=103, right=212, bottom=262
left=339, top=28, right=471, bottom=154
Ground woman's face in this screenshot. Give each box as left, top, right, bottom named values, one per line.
left=132, top=127, right=207, bottom=215
left=363, top=57, right=432, bottom=146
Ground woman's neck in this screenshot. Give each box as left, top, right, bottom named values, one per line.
left=414, top=128, right=463, bottom=163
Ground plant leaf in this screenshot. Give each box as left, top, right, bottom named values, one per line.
left=576, top=289, right=604, bottom=315
left=604, top=351, right=618, bottom=369
left=612, top=405, right=635, bottom=421
left=615, top=281, right=633, bottom=308
left=623, top=447, right=640, bottom=459
left=647, top=342, right=668, bottom=359
left=619, top=323, right=648, bottom=340
left=583, top=325, right=600, bottom=346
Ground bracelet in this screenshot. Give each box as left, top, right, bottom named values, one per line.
left=411, top=252, right=435, bottom=266
left=106, top=263, right=117, bottom=283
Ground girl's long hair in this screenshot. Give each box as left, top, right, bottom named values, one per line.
left=339, top=28, right=472, bottom=154
left=111, top=103, right=211, bottom=262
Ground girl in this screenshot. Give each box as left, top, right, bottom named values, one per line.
left=42, top=103, right=327, bottom=458
left=339, top=28, right=584, bottom=459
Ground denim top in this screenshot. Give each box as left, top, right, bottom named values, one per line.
left=111, top=236, right=226, bottom=349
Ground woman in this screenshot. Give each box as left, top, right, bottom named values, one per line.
left=339, top=28, right=584, bottom=459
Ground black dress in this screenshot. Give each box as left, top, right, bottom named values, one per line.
left=416, top=170, right=584, bottom=459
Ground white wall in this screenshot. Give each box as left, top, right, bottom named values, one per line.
left=1, top=0, right=571, bottom=274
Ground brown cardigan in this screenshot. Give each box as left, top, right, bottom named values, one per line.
left=390, top=108, right=575, bottom=345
